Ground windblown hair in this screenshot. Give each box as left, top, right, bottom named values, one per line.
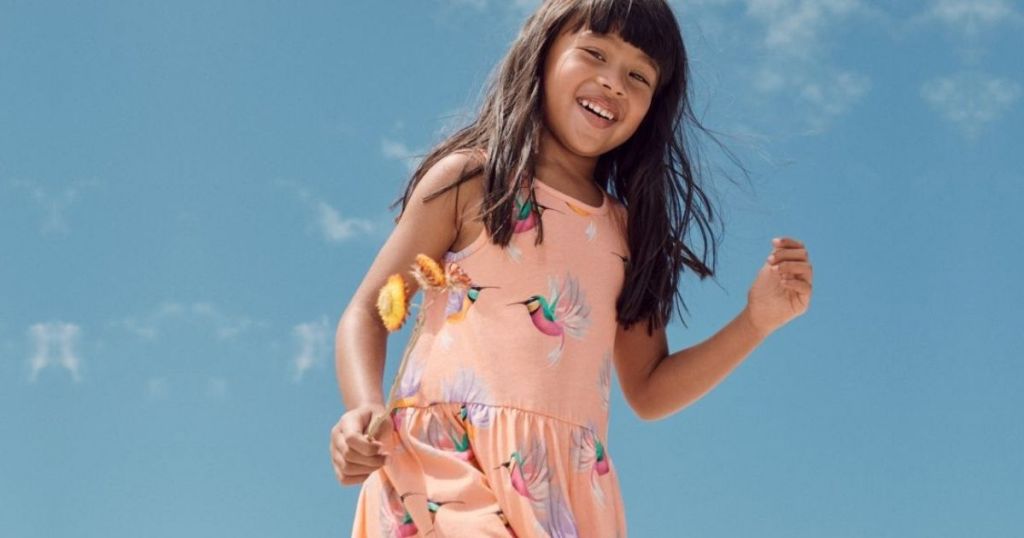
left=390, top=0, right=744, bottom=335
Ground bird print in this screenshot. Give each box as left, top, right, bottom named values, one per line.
left=505, top=182, right=563, bottom=263
left=440, top=367, right=495, bottom=432
left=495, top=435, right=551, bottom=504
left=419, top=411, right=476, bottom=464
left=506, top=271, right=592, bottom=364
left=612, top=251, right=629, bottom=269
left=494, top=509, right=519, bottom=537
left=392, top=349, right=425, bottom=409
left=534, top=483, right=580, bottom=538
left=378, top=477, right=418, bottom=538
left=397, top=491, right=465, bottom=536
left=559, top=198, right=601, bottom=242
left=445, top=283, right=499, bottom=322
left=598, top=349, right=612, bottom=411
left=571, top=419, right=612, bottom=507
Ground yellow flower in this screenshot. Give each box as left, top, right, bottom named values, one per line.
left=376, top=273, right=410, bottom=332
left=411, top=253, right=446, bottom=291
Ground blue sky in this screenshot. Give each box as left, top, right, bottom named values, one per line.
left=2, top=0, right=1022, bottom=536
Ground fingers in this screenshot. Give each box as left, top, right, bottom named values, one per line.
left=338, top=417, right=387, bottom=457
left=780, top=277, right=812, bottom=293
left=767, top=237, right=812, bottom=282
left=772, top=236, right=803, bottom=247
left=769, top=260, right=812, bottom=280
left=331, top=416, right=391, bottom=487
left=332, top=428, right=387, bottom=460
left=349, top=432, right=387, bottom=457
left=330, top=435, right=388, bottom=486
left=767, top=247, right=806, bottom=261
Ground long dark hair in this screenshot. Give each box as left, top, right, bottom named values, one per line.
left=390, top=0, right=746, bottom=335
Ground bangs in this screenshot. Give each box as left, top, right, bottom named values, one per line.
left=560, top=0, right=681, bottom=92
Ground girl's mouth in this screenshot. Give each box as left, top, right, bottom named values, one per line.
left=577, top=100, right=615, bottom=129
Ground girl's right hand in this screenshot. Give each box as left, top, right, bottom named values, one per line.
left=329, top=403, right=392, bottom=486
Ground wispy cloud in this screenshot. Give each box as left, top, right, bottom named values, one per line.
left=27, top=322, right=82, bottom=382
left=912, top=0, right=1023, bottom=137
left=110, top=301, right=267, bottom=341
left=381, top=137, right=425, bottom=175
left=276, top=179, right=377, bottom=243
left=291, top=316, right=330, bottom=383
left=3, top=178, right=102, bottom=235
left=314, top=199, right=375, bottom=242
left=680, top=0, right=888, bottom=135
left=914, top=0, right=1024, bottom=37
left=921, top=71, right=1021, bottom=139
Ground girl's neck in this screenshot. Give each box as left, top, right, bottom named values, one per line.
left=535, top=125, right=599, bottom=190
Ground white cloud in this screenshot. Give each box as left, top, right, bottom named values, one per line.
left=911, top=2, right=1022, bottom=136
left=315, top=200, right=375, bottom=242
left=111, top=301, right=267, bottom=341
left=747, top=0, right=861, bottom=58
left=27, top=322, right=82, bottom=382
left=281, top=180, right=377, bottom=243
left=291, top=316, right=330, bottom=383
left=917, top=0, right=1024, bottom=37
left=381, top=138, right=425, bottom=175
left=921, top=71, right=1021, bottom=139
left=3, top=178, right=102, bottom=235
left=680, top=0, right=883, bottom=134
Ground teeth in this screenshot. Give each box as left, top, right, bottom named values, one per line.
left=578, top=99, right=615, bottom=121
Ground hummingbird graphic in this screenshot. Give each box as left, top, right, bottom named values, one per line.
left=571, top=422, right=612, bottom=506
left=504, top=184, right=564, bottom=264
left=422, top=411, right=475, bottom=464
left=380, top=480, right=418, bottom=538
left=493, top=436, right=550, bottom=504
left=494, top=509, right=519, bottom=538
left=506, top=272, right=591, bottom=364
left=397, top=491, right=465, bottom=536
left=512, top=185, right=564, bottom=234
left=561, top=199, right=601, bottom=241
left=445, top=284, right=500, bottom=322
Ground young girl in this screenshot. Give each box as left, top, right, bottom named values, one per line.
left=332, top=1, right=813, bottom=536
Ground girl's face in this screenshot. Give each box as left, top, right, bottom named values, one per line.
left=541, top=26, right=659, bottom=157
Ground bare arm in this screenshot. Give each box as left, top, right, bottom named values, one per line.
left=335, top=308, right=390, bottom=410
left=616, top=236, right=812, bottom=420
left=645, top=307, right=766, bottom=420
left=335, top=151, right=480, bottom=411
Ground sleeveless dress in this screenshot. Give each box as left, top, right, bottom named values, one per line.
left=351, top=176, right=630, bottom=537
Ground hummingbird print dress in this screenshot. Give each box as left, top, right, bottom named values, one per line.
left=351, top=176, right=630, bottom=537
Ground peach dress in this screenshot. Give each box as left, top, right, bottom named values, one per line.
left=352, top=177, right=630, bottom=537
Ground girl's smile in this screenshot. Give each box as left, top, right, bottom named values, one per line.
left=541, top=26, right=658, bottom=157
left=577, top=97, right=618, bottom=128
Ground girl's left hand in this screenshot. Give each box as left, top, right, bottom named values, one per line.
left=745, top=236, right=813, bottom=338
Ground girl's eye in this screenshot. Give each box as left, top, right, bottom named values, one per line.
left=585, top=49, right=650, bottom=86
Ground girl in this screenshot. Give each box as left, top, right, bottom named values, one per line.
left=332, top=0, right=813, bottom=536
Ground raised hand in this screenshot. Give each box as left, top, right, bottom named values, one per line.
left=745, top=236, right=813, bottom=338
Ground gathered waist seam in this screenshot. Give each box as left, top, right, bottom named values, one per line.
left=391, top=399, right=601, bottom=436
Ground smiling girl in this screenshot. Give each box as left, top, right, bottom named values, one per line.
left=332, top=1, right=813, bottom=536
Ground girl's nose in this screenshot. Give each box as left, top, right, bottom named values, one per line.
left=601, top=79, right=625, bottom=97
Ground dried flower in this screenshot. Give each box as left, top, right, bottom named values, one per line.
left=376, top=273, right=410, bottom=332
left=411, top=253, right=447, bottom=291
